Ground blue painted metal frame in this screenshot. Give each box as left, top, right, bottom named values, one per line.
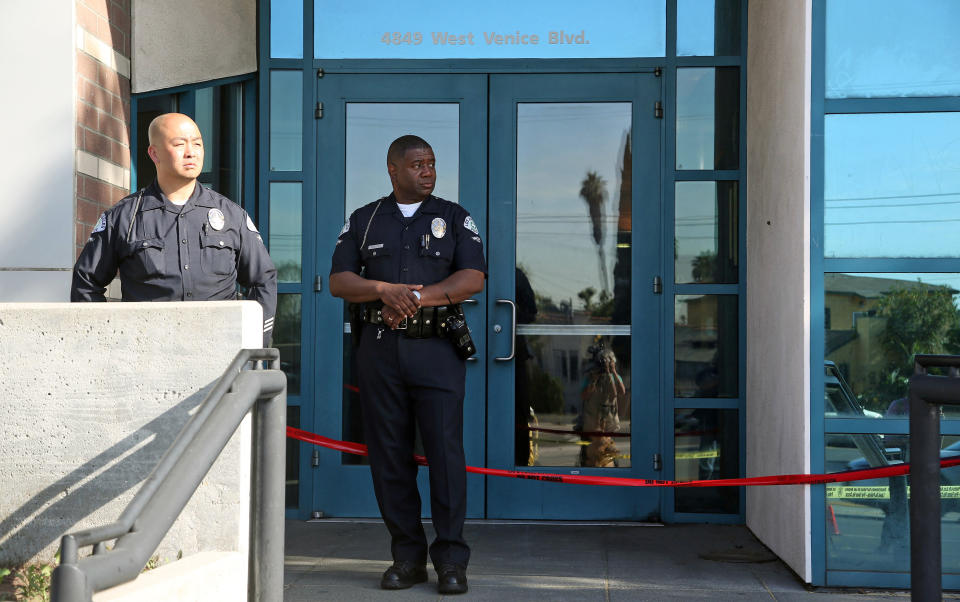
left=661, top=0, right=748, bottom=524
left=260, top=0, right=318, bottom=520
left=261, top=0, right=749, bottom=523
left=486, top=72, right=662, bottom=520
left=811, top=0, right=960, bottom=588
left=311, top=73, right=489, bottom=518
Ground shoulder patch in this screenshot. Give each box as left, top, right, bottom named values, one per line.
left=92, top=213, right=107, bottom=234
left=339, top=221, right=350, bottom=237
left=246, top=215, right=259, bottom=232
left=464, top=215, right=479, bottom=235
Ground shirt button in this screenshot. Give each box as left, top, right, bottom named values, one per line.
left=181, top=239, right=187, bottom=244
left=219, top=240, right=225, bottom=246
left=404, top=244, right=410, bottom=250
left=142, top=241, right=149, bottom=247
left=401, top=267, right=409, bottom=272
left=184, top=264, right=189, bottom=270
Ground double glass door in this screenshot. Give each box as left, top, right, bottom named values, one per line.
left=311, top=72, right=661, bottom=520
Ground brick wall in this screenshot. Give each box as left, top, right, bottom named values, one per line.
left=75, top=0, right=132, bottom=258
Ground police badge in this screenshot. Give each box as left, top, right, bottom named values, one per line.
left=207, top=208, right=225, bottom=231
left=431, top=217, right=447, bottom=238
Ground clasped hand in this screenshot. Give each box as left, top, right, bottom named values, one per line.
left=381, top=283, right=422, bottom=329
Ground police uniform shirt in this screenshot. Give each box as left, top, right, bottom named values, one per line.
left=330, top=193, right=487, bottom=286
left=72, top=181, right=278, bottom=346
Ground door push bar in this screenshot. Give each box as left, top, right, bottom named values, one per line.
left=495, top=299, right=517, bottom=362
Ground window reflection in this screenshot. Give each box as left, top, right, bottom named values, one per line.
left=676, top=68, right=739, bottom=170
left=516, top=334, right=631, bottom=468
left=826, top=0, right=960, bottom=98
left=514, top=102, right=634, bottom=469
left=675, top=181, right=738, bottom=284
left=272, top=0, right=303, bottom=59
left=314, top=0, right=666, bottom=59
left=194, top=83, right=243, bottom=201
left=674, top=408, right=739, bottom=513
left=345, top=103, right=459, bottom=214
left=825, top=113, right=960, bottom=258
left=517, top=103, right=632, bottom=326
left=824, top=273, right=960, bottom=419
left=825, top=434, right=960, bottom=572
left=675, top=295, right=738, bottom=398
left=270, top=71, right=302, bottom=172
left=275, top=294, right=301, bottom=396
left=677, top=0, right=741, bottom=57
left=269, top=183, right=302, bottom=283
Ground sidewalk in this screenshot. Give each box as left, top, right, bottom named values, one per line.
left=283, top=520, right=929, bottom=600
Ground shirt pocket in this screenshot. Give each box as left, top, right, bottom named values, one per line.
left=200, top=232, right=238, bottom=276
left=122, top=237, right=165, bottom=280
left=418, top=235, right=454, bottom=264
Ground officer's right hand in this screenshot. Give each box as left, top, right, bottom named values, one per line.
left=380, top=283, right=422, bottom=317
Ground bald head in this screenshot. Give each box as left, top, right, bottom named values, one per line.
left=147, top=113, right=204, bottom=191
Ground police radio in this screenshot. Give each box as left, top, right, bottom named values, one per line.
left=440, top=294, right=477, bottom=360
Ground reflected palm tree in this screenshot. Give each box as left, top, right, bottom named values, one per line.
left=580, top=171, right=609, bottom=294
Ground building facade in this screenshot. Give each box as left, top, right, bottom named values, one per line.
left=2, top=0, right=959, bottom=589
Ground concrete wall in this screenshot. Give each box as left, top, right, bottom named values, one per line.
left=0, top=301, right=262, bottom=568
left=132, top=0, right=256, bottom=93
left=745, top=0, right=813, bottom=582
left=0, top=1, right=76, bottom=300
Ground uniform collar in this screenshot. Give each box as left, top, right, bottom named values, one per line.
left=387, top=193, right=441, bottom=218
left=142, top=180, right=208, bottom=210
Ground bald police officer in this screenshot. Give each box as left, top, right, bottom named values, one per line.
left=72, top=113, right=277, bottom=347
left=330, top=135, right=485, bottom=594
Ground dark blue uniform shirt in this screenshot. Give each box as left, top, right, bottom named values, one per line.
left=331, top=193, right=486, bottom=284
left=72, top=181, right=277, bottom=346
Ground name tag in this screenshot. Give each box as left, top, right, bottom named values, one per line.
left=367, top=243, right=384, bottom=250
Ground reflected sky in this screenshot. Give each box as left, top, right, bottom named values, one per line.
left=345, top=104, right=459, bottom=216
left=827, top=0, right=960, bottom=98
left=270, top=182, right=302, bottom=283
left=517, top=103, right=630, bottom=305
left=314, top=0, right=665, bottom=59
left=677, top=0, right=714, bottom=56
left=677, top=68, right=715, bottom=170
left=270, top=71, right=302, bottom=172
left=825, top=113, right=960, bottom=258
left=271, top=0, right=303, bottom=59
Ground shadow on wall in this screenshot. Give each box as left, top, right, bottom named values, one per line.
left=0, top=385, right=211, bottom=565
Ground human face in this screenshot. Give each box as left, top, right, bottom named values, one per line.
left=148, top=114, right=204, bottom=183
left=389, top=147, right=436, bottom=203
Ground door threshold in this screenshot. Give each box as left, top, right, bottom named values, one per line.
left=306, top=517, right=663, bottom=527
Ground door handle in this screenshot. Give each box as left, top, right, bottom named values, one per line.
left=495, top=299, right=516, bottom=362
left=462, top=299, right=478, bottom=361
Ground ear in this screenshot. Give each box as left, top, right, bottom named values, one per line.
left=387, top=161, right=397, bottom=182
left=147, top=145, right=159, bottom=165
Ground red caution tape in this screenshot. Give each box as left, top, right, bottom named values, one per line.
left=286, top=426, right=960, bottom=488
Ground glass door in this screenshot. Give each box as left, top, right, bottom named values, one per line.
left=313, top=74, right=488, bottom=517
left=487, top=73, right=663, bottom=519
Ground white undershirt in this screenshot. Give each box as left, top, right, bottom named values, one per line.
left=168, top=197, right=189, bottom=206
left=397, top=202, right=421, bottom=218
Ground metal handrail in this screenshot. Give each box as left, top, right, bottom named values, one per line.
left=908, top=354, right=960, bottom=602
left=50, top=348, right=287, bottom=602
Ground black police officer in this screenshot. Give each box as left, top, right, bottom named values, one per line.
left=329, top=135, right=485, bottom=594
left=72, top=113, right=277, bottom=347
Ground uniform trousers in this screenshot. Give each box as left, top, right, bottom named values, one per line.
left=356, top=325, right=471, bottom=568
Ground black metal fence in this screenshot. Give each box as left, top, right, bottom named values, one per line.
left=909, top=354, right=960, bottom=601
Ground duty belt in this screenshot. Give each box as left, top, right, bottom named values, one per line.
left=362, top=304, right=461, bottom=339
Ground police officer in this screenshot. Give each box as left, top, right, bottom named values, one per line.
left=72, top=113, right=277, bottom=347
left=329, top=135, right=485, bottom=594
